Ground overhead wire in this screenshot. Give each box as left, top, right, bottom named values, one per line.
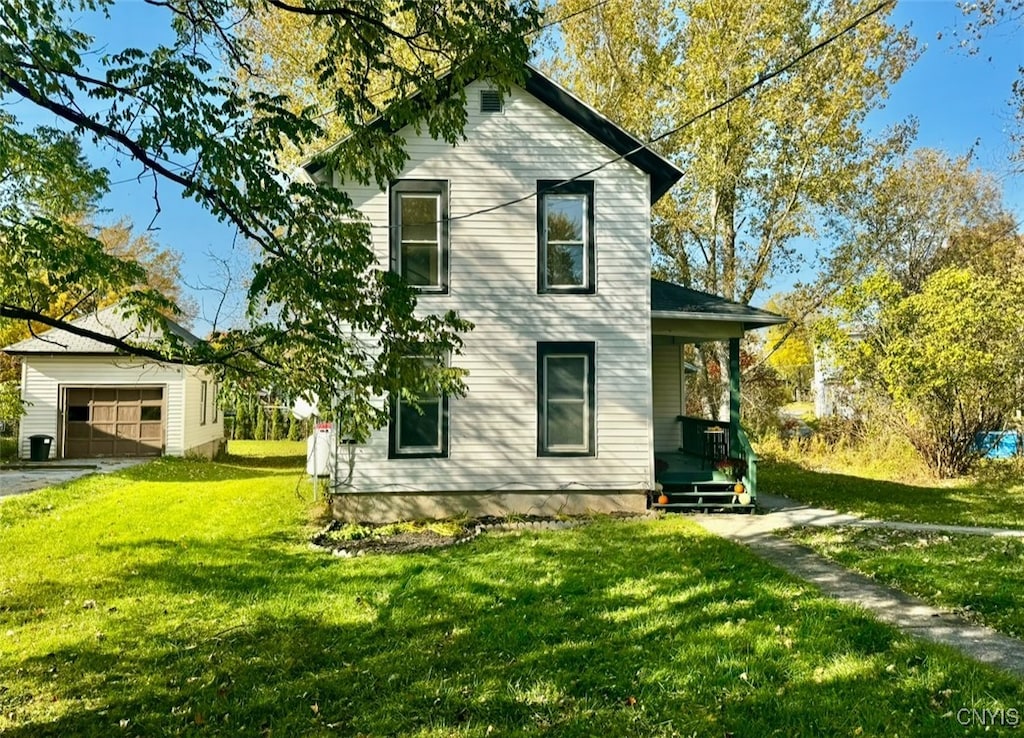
left=366, top=0, right=896, bottom=230
left=102, top=1, right=898, bottom=240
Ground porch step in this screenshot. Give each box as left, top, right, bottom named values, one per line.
left=652, top=501, right=755, bottom=513
left=659, top=470, right=734, bottom=485
left=653, top=482, right=754, bottom=513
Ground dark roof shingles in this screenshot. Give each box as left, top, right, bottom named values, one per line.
left=651, top=279, right=786, bottom=327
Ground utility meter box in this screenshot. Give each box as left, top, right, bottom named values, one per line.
left=306, top=422, right=335, bottom=477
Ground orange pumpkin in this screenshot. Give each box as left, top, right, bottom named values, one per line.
left=734, top=483, right=745, bottom=494
left=658, top=493, right=670, bottom=505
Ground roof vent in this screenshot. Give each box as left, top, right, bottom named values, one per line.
left=480, top=89, right=503, bottom=113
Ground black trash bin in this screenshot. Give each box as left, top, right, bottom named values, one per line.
left=29, top=434, right=53, bottom=462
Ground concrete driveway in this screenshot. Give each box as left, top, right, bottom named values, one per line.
left=0, top=458, right=148, bottom=499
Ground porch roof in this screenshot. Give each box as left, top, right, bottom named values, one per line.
left=651, top=279, right=786, bottom=330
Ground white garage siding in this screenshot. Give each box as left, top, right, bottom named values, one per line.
left=17, top=356, right=222, bottom=459
left=180, top=369, right=225, bottom=457
left=336, top=81, right=655, bottom=500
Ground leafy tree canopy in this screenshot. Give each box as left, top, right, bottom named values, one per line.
left=831, top=147, right=1016, bottom=294
left=764, top=295, right=814, bottom=396
left=820, top=149, right=1024, bottom=476
left=542, top=0, right=917, bottom=305
left=0, top=0, right=540, bottom=439
left=829, top=265, right=1024, bottom=477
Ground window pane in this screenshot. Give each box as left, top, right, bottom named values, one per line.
left=141, top=406, right=162, bottom=421
left=547, top=402, right=585, bottom=448
left=546, top=195, right=584, bottom=241
left=402, top=243, right=439, bottom=285
left=546, top=356, right=585, bottom=400
left=68, top=405, right=90, bottom=422
left=399, top=398, right=440, bottom=449
left=400, top=196, right=438, bottom=242
left=546, top=243, right=584, bottom=286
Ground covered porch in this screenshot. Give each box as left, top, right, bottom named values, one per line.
left=649, top=279, right=786, bottom=511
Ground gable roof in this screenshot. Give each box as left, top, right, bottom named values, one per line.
left=651, top=279, right=786, bottom=329
left=2, top=304, right=199, bottom=355
left=520, top=65, right=683, bottom=202
left=304, top=64, right=684, bottom=204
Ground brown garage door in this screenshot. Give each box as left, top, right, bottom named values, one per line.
left=64, top=387, right=164, bottom=458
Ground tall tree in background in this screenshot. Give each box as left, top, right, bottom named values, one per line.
left=544, top=0, right=916, bottom=304
left=764, top=296, right=814, bottom=401
left=821, top=151, right=1023, bottom=476
left=835, top=147, right=1015, bottom=294
left=542, top=0, right=916, bottom=417
left=0, top=0, right=540, bottom=441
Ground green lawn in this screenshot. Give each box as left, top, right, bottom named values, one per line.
left=788, top=526, right=1024, bottom=640
left=759, top=457, right=1024, bottom=528
left=2, top=444, right=1022, bottom=736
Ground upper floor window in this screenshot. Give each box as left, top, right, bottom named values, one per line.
left=537, top=180, right=595, bottom=294
left=390, top=180, right=449, bottom=293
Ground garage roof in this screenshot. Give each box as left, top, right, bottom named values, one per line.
left=2, top=304, right=199, bottom=355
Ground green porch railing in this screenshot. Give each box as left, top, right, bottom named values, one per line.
left=677, top=415, right=758, bottom=501
left=735, top=425, right=758, bottom=501
left=677, top=415, right=731, bottom=458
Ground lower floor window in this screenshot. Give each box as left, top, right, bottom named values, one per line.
left=538, top=341, right=595, bottom=456
left=390, top=391, right=448, bottom=458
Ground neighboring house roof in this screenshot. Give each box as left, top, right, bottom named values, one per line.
left=303, top=64, right=685, bottom=203
left=2, top=304, right=199, bottom=355
left=651, top=279, right=786, bottom=329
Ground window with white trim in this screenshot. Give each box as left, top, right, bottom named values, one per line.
left=390, top=180, right=449, bottom=292
left=538, top=180, right=595, bottom=293
left=200, top=380, right=208, bottom=426
left=538, top=342, right=595, bottom=456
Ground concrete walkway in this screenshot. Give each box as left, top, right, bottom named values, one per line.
left=693, top=493, right=1024, bottom=678
left=0, top=459, right=146, bottom=499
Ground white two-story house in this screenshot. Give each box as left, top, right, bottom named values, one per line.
left=306, top=65, right=784, bottom=522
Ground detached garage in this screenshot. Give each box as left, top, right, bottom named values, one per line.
left=2, top=305, right=224, bottom=460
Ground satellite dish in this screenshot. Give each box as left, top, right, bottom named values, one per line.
left=291, top=397, right=318, bottom=420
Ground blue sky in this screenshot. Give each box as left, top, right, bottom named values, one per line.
left=873, top=2, right=1023, bottom=212
left=25, top=1, right=1024, bottom=332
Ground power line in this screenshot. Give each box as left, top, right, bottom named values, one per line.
left=395, top=0, right=896, bottom=229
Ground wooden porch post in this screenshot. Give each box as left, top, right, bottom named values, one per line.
left=728, top=337, right=740, bottom=455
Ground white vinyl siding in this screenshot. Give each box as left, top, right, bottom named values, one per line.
left=182, top=370, right=224, bottom=454
left=17, top=356, right=222, bottom=459
left=338, top=81, right=652, bottom=493
left=652, top=342, right=686, bottom=453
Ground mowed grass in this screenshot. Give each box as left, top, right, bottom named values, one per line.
left=788, top=526, right=1024, bottom=639
left=759, top=456, right=1024, bottom=528
left=1, top=444, right=1023, bottom=736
